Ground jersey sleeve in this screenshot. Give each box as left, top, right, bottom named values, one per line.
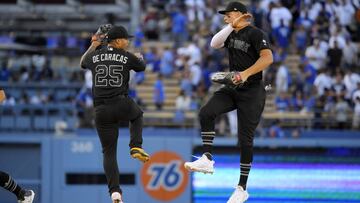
left=250, top=28, right=271, bottom=54
left=224, top=34, right=231, bottom=48
left=128, top=52, right=146, bottom=72
left=80, top=53, right=92, bottom=69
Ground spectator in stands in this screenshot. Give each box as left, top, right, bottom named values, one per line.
left=352, top=82, right=360, bottom=129
left=153, top=74, right=165, bottom=110
left=40, top=63, right=54, bottom=81
left=291, top=90, right=305, bottom=111
left=275, top=62, right=290, bottom=95
left=336, top=0, right=356, bottom=28
left=19, top=92, right=30, bottom=104
left=293, top=25, right=308, bottom=54
left=301, top=57, right=317, bottom=96
left=305, top=38, right=327, bottom=70
left=303, top=87, right=317, bottom=113
left=0, top=62, right=10, bottom=81
left=158, top=13, right=172, bottom=41
left=331, top=72, right=347, bottom=99
left=314, top=69, right=332, bottom=96
left=334, top=96, right=350, bottom=129
left=189, top=61, right=202, bottom=90
left=160, top=47, right=175, bottom=77
left=1, top=92, right=15, bottom=106
left=144, top=47, right=161, bottom=72
left=30, top=90, right=46, bottom=105
left=84, top=69, right=92, bottom=89
left=19, top=66, right=29, bottom=83
left=323, top=87, right=336, bottom=114
left=327, top=40, right=343, bottom=73
left=210, top=7, right=223, bottom=33
left=269, top=2, right=293, bottom=30
left=172, top=8, right=188, bottom=48
left=268, top=119, right=285, bottom=138
left=275, top=91, right=291, bottom=112
left=0, top=88, right=5, bottom=103
left=133, top=26, right=144, bottom=49
left=272, top=19, right=291, bottom=49
left=180, top=70, right=193, bottom=96
left=175, top=90, right=191, bottom=111
left=250, top=1, right=264, bottom=29
left=329, top=28, right=346, bottom=49
left=344, top=68, right=360, bottom=101
left=342, top=37, right=359, bottom=68
left=296, top=8, right=314, bottom=30
left=185, top=42, right=202, bottom=66
left=143, top=7, right=159, bottom=40
left=185, top=0, right=206, bottom=23
left=356, top=3, right=360, bottom=41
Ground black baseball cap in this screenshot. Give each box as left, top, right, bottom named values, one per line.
left=106, top=25, right=133, bottom=41
left=218, top=1, right=248, bottom=14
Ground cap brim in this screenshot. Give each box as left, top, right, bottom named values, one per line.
left=218, top=10, right=229, bottom=14
left=128, top=35, right=134, bottom=38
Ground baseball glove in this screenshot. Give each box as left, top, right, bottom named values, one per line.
left=91, top=24, right=113, bottom=43
left=211, top=71, right=244, bottom=88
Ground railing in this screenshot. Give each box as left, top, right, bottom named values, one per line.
left=0, top=103, right=77, bottom=132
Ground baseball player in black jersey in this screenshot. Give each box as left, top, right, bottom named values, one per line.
left=184, top=2, right=273, bottom=203
left=80, top=26, right=150, bottom=203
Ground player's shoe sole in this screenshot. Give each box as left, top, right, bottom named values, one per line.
left=184, top=163, right=214, bottom=174
left=130, top=147, right=150, bottom=163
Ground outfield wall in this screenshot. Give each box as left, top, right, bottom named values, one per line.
left=0, top=129, right=359, bottom=203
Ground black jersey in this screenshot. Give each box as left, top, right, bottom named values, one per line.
left=81, top=46, right=145, bottom=99
left=224, top=26, right=271, bottom=82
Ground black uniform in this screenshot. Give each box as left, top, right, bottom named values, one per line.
left=81, top=46, right=146, bottom=194
left=200, top=25, right=271, bottom=189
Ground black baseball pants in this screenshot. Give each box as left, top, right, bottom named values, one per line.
left=94, top=95, right=143, bottom=195
left=199, top=81, right=266, bottom=160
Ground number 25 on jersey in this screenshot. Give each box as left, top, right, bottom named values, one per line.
left=94, top=65, right=124, bottom=87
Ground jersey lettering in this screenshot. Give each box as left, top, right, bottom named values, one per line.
left=94, top=65, right=123, bottom=87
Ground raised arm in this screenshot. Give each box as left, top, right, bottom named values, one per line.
left=80, top=41, right=101, bottom=68
left=210, top=24, right=234, bottom=49
left=211, top=13, right=252, bottom=49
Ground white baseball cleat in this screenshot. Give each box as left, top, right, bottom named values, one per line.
left=226, top=186, right=249, bottom=203
left=18, top=190, right=35, bottom=203
left=111, top=192, right=124, bottom=203
left=184, top=154, right=215, bottom=174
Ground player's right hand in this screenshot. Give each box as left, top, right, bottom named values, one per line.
left=231, top=13, right=252, bottom=29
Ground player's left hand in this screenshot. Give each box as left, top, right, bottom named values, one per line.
left=134, top=52, right=144, bottom=60
left=232, top=71, right=249, bottom=85
left=211, top=71, right=245, bottom=87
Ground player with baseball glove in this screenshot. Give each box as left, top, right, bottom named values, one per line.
left=184, top=2, right=273, bottom=203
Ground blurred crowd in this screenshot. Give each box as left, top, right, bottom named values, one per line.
left=0, top=0, right=359, bottom=133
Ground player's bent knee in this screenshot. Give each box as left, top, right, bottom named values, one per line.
left=199, top=106, right=215, bottom=121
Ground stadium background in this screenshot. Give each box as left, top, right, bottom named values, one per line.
left=0, top=0, right=359, bottom=203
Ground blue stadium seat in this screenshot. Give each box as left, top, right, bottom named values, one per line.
left=0, top=116, right=15, bottom=130
left=16, top=116, right=32, bottom=130
left=34, top=116, right=48, bottom=130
